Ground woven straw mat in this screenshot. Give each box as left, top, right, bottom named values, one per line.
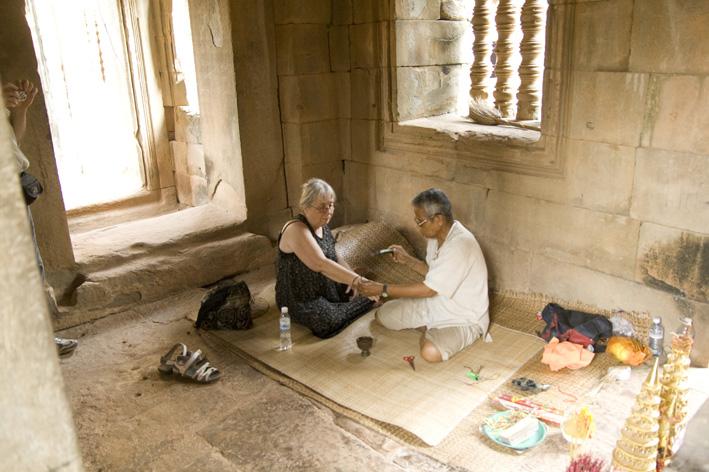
left=207, top=222, right=654, bottom=470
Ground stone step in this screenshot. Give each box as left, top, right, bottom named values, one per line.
left=57, top=204, right=275, bottom=329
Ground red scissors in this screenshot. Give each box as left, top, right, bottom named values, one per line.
left=403, top=355, right=416, bottom=371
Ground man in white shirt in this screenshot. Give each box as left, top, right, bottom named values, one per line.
left=358, top=189, right=489, bottom=362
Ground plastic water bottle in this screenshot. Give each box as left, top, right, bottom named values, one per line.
left=279, top=306, right=292, bottom=351
left=648, top=316, right=664, bottom=357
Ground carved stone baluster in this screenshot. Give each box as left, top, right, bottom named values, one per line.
left=493, top=0, right=521, bottom=118
left=470, top=0, right=494, bottom=101
left=516, top=0, right=547, bottom=121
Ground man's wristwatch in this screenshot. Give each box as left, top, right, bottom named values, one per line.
left=381, top=283, right=389, bottom=299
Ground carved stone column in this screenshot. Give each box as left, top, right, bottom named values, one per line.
left=516, top=0, right=547, bottom=121
left=493, top=0, right=521, bottom=118
left=470, top=0, right=494, bottom=101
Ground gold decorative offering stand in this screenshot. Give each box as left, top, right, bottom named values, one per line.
left=657, top=321, right=693, bottom=471
left=611, top=357, right=661, bottom=472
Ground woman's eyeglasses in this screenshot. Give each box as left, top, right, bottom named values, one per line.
left=312, top=202, right=336, bottom=213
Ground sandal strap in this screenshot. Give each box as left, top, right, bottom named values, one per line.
left=193, top=362, right=218, bottom=382
left=182, top=349, right=203, bottom=372
left=160, top=343, right=187, bottom=365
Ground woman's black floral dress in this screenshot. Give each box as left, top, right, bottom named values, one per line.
left=275, top=215, right=374, bottom=338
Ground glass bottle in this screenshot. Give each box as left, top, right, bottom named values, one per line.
left=648, top=316, right=665, bottom=357
left=671, top=316, right=694, bottom=356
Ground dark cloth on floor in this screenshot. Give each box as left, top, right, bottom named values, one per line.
left=275, top=214, right=374, bottom=339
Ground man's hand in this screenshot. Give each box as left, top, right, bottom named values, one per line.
left=388, top=245, right=414, bottom=265
left=2, top=82, right=21, bottom=108
left=13, top=80, right=38, bottom=110
left=3, top=80, right=38, bottom=109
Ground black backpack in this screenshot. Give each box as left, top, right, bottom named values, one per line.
left=537, top=303, right=612, bottom=352
left=195, top=280, right=253, bottom=330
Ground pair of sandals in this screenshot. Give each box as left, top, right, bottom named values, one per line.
left=158, top=343, right=221, bottom=383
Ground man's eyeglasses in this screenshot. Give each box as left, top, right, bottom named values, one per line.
left=414, top=213, right=440, bottom=226
left=312, top=202, right=336, bottom=213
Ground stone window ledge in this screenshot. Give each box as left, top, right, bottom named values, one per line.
left=399, top=113, right=542, bottom=146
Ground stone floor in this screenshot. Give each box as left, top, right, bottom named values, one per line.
left=57, top=266, right=709, bottom=471
left=57, top=267, right=460, bottom=472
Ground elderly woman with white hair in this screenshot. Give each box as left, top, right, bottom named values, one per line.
left=275, top=178, right=374, bottom=338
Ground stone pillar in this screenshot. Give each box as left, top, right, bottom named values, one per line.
left=0, top=99, right=82, bottom=470
left=493, top=0, right=521, bottom=117
left=516, top=0, right=547, bottom=121
left=470, top=0, right=494, bottom=101
left=0, top=0, right=76, bottom=275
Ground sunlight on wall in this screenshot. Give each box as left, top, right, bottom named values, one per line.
left=172, top=0, right=200, bottom=113
left=27, top=0, right=144, bottom=210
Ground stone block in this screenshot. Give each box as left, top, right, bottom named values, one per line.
left=350, top=23, right=378, bottom=69
left=353, top=0, right=390, bottom=23
left=351, top=68, right=380, bottom=119
left=573, top=0, right=632, bottom=71
left=279, top=74, right=348, bottom=123
left=186, top=143, right=206, bottom=178
left=648, top=75, right=709, bottom=155
left=568, top=71, right=648, bottom=147
left=396, top=0, right=441, bottom=20
left=339, top=119, right=351, bottom=160
left=276, top=24, right=330, bottom=75
left=366, top=148, right=457, bottom=182
left=528, top=254, right=708, bottom=331
left=333, top=0, right=353, bottom=25
left=335, top=72, right=351, bottom=119
left=170, top=141, right=187, bottom=174
left=368, top=164, right=486, bottom=229
left=274, top=0, right=331, bottom=24
left=286, top=161, right=344, bottom=215
left=190, top=175, right=209, bottom=206
left=395, top=20, right=472, bottom=67
left=174, top=107, right=201, bottom=144
left=342, top=160, right=371, bottom=223
left=637, top=223, right=708, bottom=304
left=477, top=237, right=532, bottom=292
left=351, top=119, right=377, bottom=162
left=175, top=171, right=193, bottom=205
left=329, top=26, right=351, bottom=72
left=283, top=120, right=345, bottom=168
left=469, top=139, right=636, bottom=214
left=630, top=148, right=709, bottom=234
left=396, top=65, right=465, bottom=120
left=440, top=0, right=472, bottom=20
left=482, top=191, right=640, bottom=279
left=630, top=0, right=709, bottom=74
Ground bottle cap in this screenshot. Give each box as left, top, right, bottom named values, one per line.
left=281, top=306, right=288, bottom=313
left=652, top=316, right=661, bottom=324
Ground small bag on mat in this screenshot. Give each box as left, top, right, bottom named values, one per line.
left=537, top=303, right=612, bottom=352
left=195, top=280, right=253, bottom=330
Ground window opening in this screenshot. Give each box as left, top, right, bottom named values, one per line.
left=26, top=0, right=147, bottom=211
left=470, top=0, right=547, bottom=121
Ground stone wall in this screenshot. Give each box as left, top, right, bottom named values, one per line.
left=273, top=0, right=352, bottom=227
left=0, top=0, right=75, bottom=275
left=342, top=0, right=709, bottom=363
left=0, top=79, right=82, bottom=470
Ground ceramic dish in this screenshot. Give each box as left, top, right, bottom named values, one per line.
left=481, top=410, right=547, bottom=451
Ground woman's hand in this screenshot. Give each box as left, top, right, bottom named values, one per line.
left=346, top=275, right=363, bottom=299
left=358, top=278, right=384, bottom=298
